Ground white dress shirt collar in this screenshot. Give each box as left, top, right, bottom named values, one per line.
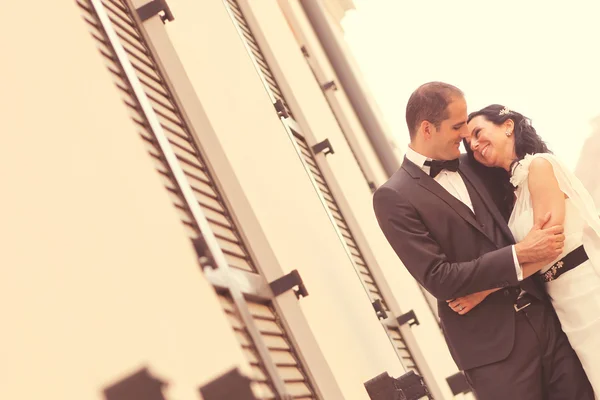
left=405, top=146, right=431, bottom=173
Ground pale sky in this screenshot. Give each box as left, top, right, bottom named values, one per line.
left=342, top=0, right=600, bottom=171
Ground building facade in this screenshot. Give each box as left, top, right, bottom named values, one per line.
left=575, top=116, right=600, bottom=207
left=1, top=0, right=475, bottom=398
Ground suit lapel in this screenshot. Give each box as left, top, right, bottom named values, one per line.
left=459, top=164, right=515, bottom=243
left=402, top=158, right=492, bottom=240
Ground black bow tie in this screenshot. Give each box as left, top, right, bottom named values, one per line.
left=424, top=158, right=460, bottom=178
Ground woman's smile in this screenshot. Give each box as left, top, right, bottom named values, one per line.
left=480, top=144, right=490, bottom=158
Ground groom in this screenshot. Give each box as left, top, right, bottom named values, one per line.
left=373, top=82, right=593, bottom=399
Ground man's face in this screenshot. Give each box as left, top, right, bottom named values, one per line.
left=428, top=97, right=469, bottom=160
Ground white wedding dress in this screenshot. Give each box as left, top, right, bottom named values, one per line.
left=509, top=153, right=600, bottom=397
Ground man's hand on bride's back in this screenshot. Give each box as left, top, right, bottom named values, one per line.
left=515, top=211, right=565, bottom=265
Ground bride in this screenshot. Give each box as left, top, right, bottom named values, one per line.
left=454, top=104, right=600, bottom=394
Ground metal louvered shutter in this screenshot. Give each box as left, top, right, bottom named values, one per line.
left=388, top=327, right=420, bottom=374
left=218, top=293, right=276, bottom=398
left=297, top=43, right=376, bottom=192
left=223, top=0, right=424, bottom=377
left=224, top=0, right=294, bottom=120
left=90, top=0, right=257, bottom=274
left=77, top=1, right=317, bottom=398
left=292, top=131, right=385, bottom=306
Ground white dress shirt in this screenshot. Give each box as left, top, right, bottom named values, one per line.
left=405, top=147, right=523, bottom=281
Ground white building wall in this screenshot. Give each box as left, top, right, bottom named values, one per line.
left=0, top=2, right=248, bottom=399
left=150, top=0, right=409, bottom=398
left=575, top=116, right=600, bottom=208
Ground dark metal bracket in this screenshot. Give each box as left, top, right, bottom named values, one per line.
left=364, top=371, right=406, bottom=400
left=368, top=181, right=377, bottom=193
left=300, top=46, right=310, bottom=58
left=191, top=236, right=217, bottom=270
left=364, top=370, right=432, bottom=400
left=199, top=368, right=256, bottom=400
left=372, top=299, right=388, bottom=320
left=104, top=367, right=168, bottom=400
left=273, top=99, right=290, bottom=119
left=397, top=309, right=419, bottom=327
left=311, top=138, right=334, bottom=156
left=269, top=269, right=308, bottom=299
left=321, top=80, right=337, bottom=91
left=137, top=0, right=174, bottom=23
left=396, top=370, right=432, bottom=400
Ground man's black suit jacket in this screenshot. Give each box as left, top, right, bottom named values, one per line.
left=373, top=154, right=545, bottom=370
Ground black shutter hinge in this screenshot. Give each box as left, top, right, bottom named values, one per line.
left=321, top=81, right=337, bottom=91
left=104, top=368, right=168, bottom=400
left=364, top=371, right=407, bottom=400
left=312, top=138, right=334, bottom=156
left=199, top=368, right=256, bottom=400
left=137, top=0, right=174, bottom=23
left=372, top=299, right=388, bottom=320
left=368, top=181, right=377, bottom=193
left=273, top=99, right=290, bottom=119
left=397, top=309, right=419, bottom=327
left=396, top=371, right=432, bottom=399
left=300, top=46, right=309, bottom=58
left=364, top=370, right=432, bottom=400
left=192, top=236, right=217, bottom=269
left=269, top=269, right=308, bottom=299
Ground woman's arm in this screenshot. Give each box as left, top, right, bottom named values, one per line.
left=522, top=157, right=567, bottom=277
left=528, top=157, right=566, bottom=230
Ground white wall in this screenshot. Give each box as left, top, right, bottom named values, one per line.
left=156, top=0, right=409, bottom=398
left=0, top=2, right=248, bottom=398
left=575, top=116, right=600, bottom=208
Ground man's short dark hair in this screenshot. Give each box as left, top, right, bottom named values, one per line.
left=406, top=82, right=464, bottom=140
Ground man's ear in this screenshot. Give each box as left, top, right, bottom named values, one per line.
left=421, top=120, right=434, bottom=139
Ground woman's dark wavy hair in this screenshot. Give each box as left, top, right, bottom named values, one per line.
left=463, top=104, right=551, bottom=220
left=467, top=104, right=551, bottom=160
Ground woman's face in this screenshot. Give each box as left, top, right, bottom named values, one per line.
left=467, top=116, right=515, bottom=169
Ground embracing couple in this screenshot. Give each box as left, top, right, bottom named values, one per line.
left=373, top=82, right=600, bottom=399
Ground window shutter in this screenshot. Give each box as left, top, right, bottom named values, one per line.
left=224, top=0, right=295, bottom=120
left=77, top=1, right=318, bottom=398
left=223, top=0, right=424, bottom=377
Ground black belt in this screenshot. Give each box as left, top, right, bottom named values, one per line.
left=538, top=245, right=588, bottom=283
left=514, top=292, right=535, bottom=313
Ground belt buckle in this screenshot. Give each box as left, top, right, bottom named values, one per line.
left=514, top=302, right=531, bottom=312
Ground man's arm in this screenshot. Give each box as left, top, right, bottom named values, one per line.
left=448, top=253, right=563, bottom=315
left=373, top=186, right=517, bottom=300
